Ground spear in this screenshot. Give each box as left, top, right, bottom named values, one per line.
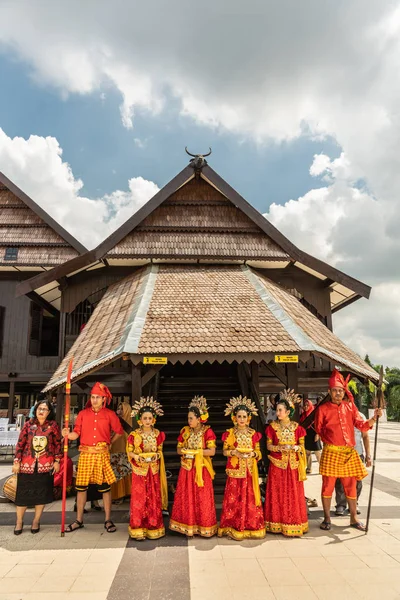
left=365, top=365, right=385, bottom=534
left=60, top=358, right=73, bottom=537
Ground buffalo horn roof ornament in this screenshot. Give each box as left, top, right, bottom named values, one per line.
left=185, top=147, right=212, bottom=171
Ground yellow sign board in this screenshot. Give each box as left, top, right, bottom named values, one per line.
left=143, top=357, right=168, bottom=365
left=274, top=355, right=299, bottom=363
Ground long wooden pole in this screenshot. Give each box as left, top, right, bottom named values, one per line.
left=61, top=359, right=73, bottom=537
left=365, top=366, right=384, bottom=534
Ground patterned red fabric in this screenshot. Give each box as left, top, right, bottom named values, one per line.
left=14, top=419, right=62, bottom=474
left=129, top=469, right=164, bottom=532
left=315, top=401, right=371, bottom=448
left=220, top=474, right=265, bottom=533
left=73, top=407, right=123, bottom=446
left=264, top=424, right=308, bottom=537
left=170, top=466, right=217, bottom=536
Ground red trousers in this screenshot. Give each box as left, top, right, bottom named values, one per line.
left=322, top=476, right=357, bottom=500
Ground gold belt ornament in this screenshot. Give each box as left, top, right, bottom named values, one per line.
left=79, top=443, right=109, bottom=455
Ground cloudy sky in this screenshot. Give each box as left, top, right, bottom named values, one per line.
left=0, top=0, right=399, bottom=366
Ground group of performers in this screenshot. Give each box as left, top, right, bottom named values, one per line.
left=13, top=368, right=382, bottom=538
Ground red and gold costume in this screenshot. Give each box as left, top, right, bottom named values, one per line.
left=264, top=420, right=308, bottom=537
left=127, top=427, right=167, bottom=539
left=315, top=370, right=372, bottom=500
left=219, top=427, right=265, bottom=540
left=74, top=383, right=123, bottom=492
left=170, top=424, right=217, bottom=537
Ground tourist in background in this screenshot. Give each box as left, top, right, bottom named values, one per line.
left=110, top=401, right=132, bottom=504
left=300, top=398, right=322, bottom=474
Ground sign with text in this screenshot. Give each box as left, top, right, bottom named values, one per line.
left=143, top=357, right=168, bottom=365
left=274, top=355, right=299, bottom=363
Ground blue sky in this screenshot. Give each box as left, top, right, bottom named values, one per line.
left=0, top=52, right=340, bottom=210
left=0, top=0, right=399, bottom=366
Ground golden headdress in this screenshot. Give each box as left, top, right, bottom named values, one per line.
left=131, top=396, right=164, bottom=420
left=224, top=395, right=258, bottom=417
left=188, top=395, right=209, bottom=423
left=278, top=389, right=302, bottom=414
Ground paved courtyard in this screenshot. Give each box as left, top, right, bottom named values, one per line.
left=1, top=422, right=400, bottom=600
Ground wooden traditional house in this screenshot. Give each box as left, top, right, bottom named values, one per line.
left=15, top=156, right=378, bottom=480
left=0, top=172, right=86, bottom=420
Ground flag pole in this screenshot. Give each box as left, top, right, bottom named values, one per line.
left=61, top=358, right=73, bottom=537
left=365, top=365, right=384, bottom=534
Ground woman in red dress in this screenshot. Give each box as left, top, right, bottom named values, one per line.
left=127, top=397, right=167, bottom=540
left=264, top=389, right=308, bottom=537
left=218, top=396, right=265, bottom=540
left=170, top=396, right=217, bottom=537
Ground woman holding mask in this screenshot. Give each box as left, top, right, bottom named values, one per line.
left=12, top=399, right=62, bottom=535
left=170, top=396, right=217, bottom=537
left=264, top=389, right=308, bottom=537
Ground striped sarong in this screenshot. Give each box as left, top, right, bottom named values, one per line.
left=75, top=443, right=116, bottom=487
left=319, top=444, right=368, bottom=480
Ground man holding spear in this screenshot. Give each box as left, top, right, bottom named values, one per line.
left=315, top=369, right=382, bottom=532
left=62, top=382, right=124, bottom=533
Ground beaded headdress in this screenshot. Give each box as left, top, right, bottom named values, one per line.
left=188, top=395, right=209, bottom=423
left=131, top=396, right=164, bottom=420
left=224, top=395, right=258, bottom=417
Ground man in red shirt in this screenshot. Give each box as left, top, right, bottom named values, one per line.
left=315, top=369, right=381, bottom=531
left=62, top=382, right=124, bottom=533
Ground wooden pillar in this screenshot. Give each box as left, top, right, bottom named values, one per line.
left=286, top=363, right=298, bottom=390
left=251, top=362, right=259, bottom=395
left=58, top=312, right=66, bottom=360
left=287, top=364, right=300, bottom=421
left=56, top=388, right=64, bottom=427
left=131, top=362, right=142, bottom=404
left=7, top=381, right=15, bottom=423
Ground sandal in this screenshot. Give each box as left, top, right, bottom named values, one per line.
left=104, top=519, right=117, bottom=533
left=320, top=520, right=331, bottom=531
left=65, top=520, right=84, bottom=533
left=350, top=521, right=366, bottom=532
left=306, top=498, right=318, bottom=508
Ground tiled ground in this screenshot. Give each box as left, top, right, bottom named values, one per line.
left=0, top=422, right=399, bottom=600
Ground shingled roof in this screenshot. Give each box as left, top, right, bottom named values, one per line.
left=0, top=172, right=86, bottom=268
left=16, top=162, right=370, bottom=312
left=43, top=264, right=378, bottom=391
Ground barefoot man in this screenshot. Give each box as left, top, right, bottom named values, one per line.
left=315, top=369, right=382, bottom=532
left=62, top=382, right=123, bottom=533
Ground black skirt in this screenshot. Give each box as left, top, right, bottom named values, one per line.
left=15, top=468, right=53, bottom=507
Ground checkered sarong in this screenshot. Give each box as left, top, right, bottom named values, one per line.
left=75, top=443, right=116, bottom=487
left=319, top=444, right=368, bottom=480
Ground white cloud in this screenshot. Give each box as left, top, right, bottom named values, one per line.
left=0, top=128, right=159, bottom=248
left=266, top=153, right=400, bottom=365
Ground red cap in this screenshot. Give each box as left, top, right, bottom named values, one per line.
left=329, top=369, right=354, bottom=401
left=90, top=382, right=112, bottom=405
